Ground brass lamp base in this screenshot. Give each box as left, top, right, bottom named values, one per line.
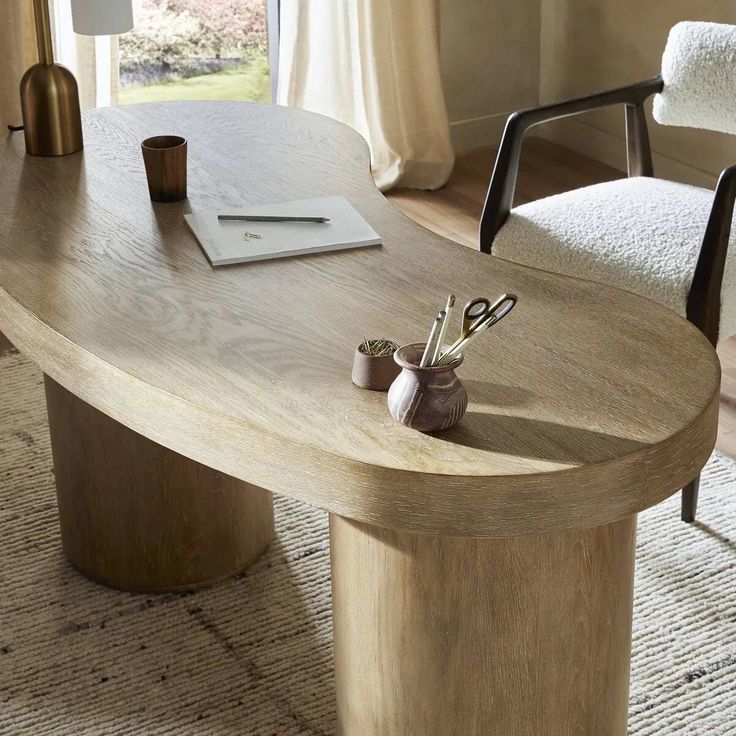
left=20, top=63, right=83, bottom=156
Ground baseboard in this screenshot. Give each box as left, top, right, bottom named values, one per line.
left=449, top=112, right=508, bottom=154
left=536, top=118, right=718, bottom=189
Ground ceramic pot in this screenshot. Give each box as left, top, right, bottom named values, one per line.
left=387, top=343, right=467, bottom=432
left=352, top=342, right=401, bottom=391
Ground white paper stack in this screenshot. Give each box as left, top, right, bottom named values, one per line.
left=184, top=196, right=381, bottom=266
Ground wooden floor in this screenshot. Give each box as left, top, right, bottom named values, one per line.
left=387, top=137, right=736, bottom=460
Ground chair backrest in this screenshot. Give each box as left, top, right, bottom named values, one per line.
left=653, top=21, right=736, bottom=136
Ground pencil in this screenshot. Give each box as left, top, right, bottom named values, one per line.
left=432, top=294, right=455, bottom=364
left=421, top=314, right=443, bottom=368
left=218, top=215, right=330, bottom=223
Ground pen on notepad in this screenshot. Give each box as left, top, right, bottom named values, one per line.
left=217, top=215, right=331, bottom=223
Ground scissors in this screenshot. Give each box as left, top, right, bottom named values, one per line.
left=439, top=293, right=518, bottom=364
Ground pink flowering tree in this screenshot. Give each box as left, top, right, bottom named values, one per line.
left=120, top=0, right=267, bottom=67
left=120, top=2, right=200, bottom=67
left=170, top=0, right=268, bottom=58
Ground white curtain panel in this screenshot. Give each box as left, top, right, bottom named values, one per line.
left=0, top=0, right=36, bottom=128
left=50, top=0, right=120, bottom=109
left=277, top=0, right=455, bottom=191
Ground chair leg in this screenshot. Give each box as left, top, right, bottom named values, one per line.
left=681, top=475, right=700, bottom=523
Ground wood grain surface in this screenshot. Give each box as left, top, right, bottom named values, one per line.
left=331, top=513, right=636, bottom=735
left=45, top=376, right=275, bottom=592
left=0, top=102, right=720, bottom=536
left=388, top=139, right=736, bottom=484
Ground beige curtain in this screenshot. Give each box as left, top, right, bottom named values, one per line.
left=277, top=0, right=455, bottom=192
left=0, top=0, right=36, bottom=129
left=51, top=0, right=120, bottom=108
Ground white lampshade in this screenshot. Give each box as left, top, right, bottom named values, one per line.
left=71, top=0, right=134, bottom=36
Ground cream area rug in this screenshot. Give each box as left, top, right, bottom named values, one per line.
left=1, top=347, right=735, bottom=735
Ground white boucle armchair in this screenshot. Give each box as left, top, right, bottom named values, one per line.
left=481, top=21, right=736, bottom=524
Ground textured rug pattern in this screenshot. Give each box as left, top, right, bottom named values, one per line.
left=0, top=348, right=734, bottom=735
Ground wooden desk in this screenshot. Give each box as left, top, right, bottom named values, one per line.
left=0, top=102, right=720, bottom=735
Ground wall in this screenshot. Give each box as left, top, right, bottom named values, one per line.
left=440, top=0, right=541, bottom=153
left=538, top=1, right=736, bottom=186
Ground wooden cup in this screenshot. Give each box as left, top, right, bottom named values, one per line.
left=141, top=135, right=187, bottom=202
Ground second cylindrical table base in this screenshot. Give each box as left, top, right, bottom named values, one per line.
left=44, top=376, right=275, bottom=593
left=331, top=513, right=636, bottom=736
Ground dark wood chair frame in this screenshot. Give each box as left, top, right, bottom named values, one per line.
left=479, top=73, right=736, bottom=523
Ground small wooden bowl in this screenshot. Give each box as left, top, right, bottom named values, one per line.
left=352, top=341, right=401, bottom=391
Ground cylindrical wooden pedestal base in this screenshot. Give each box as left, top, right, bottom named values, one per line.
left=45, top=376, right=275, bottom=592
left=330, top=514, right=637, bottom=736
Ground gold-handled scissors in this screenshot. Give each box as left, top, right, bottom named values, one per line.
left=438, top=293, right=518, bottom=364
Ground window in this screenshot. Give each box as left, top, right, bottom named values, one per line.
left=118, top=0, right=271, bottom=105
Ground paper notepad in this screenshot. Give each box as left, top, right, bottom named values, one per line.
left=184, top=196, right=381, bottom=266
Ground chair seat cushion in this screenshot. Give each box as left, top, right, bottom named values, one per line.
left=494, top=176, right=736, bottom=339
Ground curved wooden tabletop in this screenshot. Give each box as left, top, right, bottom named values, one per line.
left=0, top=101, right=720, bottom=536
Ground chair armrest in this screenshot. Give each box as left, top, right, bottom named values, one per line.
left=479, top=75, right=664, bottom=252
left=687, top=164, right=736, bottom=345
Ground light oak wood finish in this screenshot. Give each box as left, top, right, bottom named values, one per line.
left=0, top=103, right=721, bottom=733
left=45, top=376, right=274, bottom=592
left=388, top=139, right=736, bottom=463
left=0, top=103, right=720, bottom=537
left=331, top=513, right=636, bottom=736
